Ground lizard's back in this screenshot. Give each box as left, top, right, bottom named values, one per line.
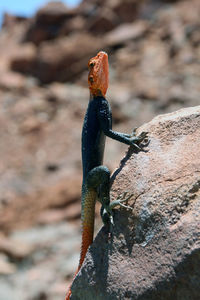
left=81, top=96, right=106, bottom=180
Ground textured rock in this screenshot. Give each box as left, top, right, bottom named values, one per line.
left=24, top=1, right=75, bottom=45
left=87, top=10, right=116, bottom=35
left=34, top=33, right=102, bottom=83
left=0, top=254, right=16, bottom=275
left=11, top=33, right=102, bottom=83
left=0, top=234, right=33, bottom=259
left=10, top=43, right=37, bottom=74
left=0, top=71, right=26, bottom=91
left=71, top=105, right=200, bottom=300
left=109, top=0, right=141, bottom=23
left=2, top=13, right=27, bottom=29
left=60, top=16, right=86, bottom=35
left=81, top=0, right=141, bottom=22
left=105, top=21, right=148, bottom=47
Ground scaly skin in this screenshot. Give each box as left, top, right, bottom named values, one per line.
left=65, top=51, right=148, bottom=300
left=88, top=51, right=109, bottom=97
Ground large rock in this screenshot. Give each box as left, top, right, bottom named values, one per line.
left=10, top=43, right=37, bottom=74
left=86, top=9, right=117, bottom=35
left=70, top=105, right=200, bottom=299
left=10, top=33, right=102, bottom=83
left=35, top=33, right=102, bottom=83
left=80, top=0, right=141, bottom=23
left=2, top=13, right=28, bottom=29
left=105, top=21, right=148, bottom=47
left=24, top=1, right=76, bottom=45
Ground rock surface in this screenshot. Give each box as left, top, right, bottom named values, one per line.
left=71, top=105, right=200, bottom=300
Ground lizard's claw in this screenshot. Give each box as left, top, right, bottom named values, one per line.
left=129, top=131, right=149, bottom=151
left=130, top=127, right=138, bottom=137
left=110, top=191, right=133, bottom=210
left=102, top=192, right=133, bottom=233
left=101, top=204, right=114, bottom=228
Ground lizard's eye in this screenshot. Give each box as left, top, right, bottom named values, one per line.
left=89, top=62, right=95, bottom=68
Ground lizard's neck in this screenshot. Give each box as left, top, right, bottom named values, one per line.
left=89, top=91, right=104, bottom=101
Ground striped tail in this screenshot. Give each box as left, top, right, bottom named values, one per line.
left=65, top=188, right=96, bottom=299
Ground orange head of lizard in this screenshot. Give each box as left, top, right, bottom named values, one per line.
left=88, top=51, right=109, bottom=98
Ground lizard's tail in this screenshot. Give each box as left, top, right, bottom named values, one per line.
left=65, top=189, right=96, bottom=299
left=65, top=226, right=94, bottom=300
left=65, top=289, right=72, bottom=300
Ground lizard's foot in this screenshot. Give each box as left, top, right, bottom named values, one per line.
left=130, top=127, right=138, bottom=137
left=122, top=128, right=138, bottom=138
left=101, top=192, right=133, bottom=231
left=129, top=131, right=149, bottom=151
left=101, top=202, right=114, bottom=227
left=109, top=191, right=133, bottom=210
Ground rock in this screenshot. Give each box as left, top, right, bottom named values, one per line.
left=86, top=8, right=117, bottom=34
left=105, top=21, right=148, bottom=47
left=37, top=202, right=81, bottom=225
left=34, top=33, right=102, bottom=83
left=0, top=175, right=81, bottom=232
left=70, top=105, right=200, bottom=299
left=0, top=71, right=26, bottom=91
left=0, top=222, right=81, bottom=300
left=0, top=254, right=16, bottom=274
left=35, top=1, right=70, bottom=23
left=81, top=0, right=142, bottom=23
left=2, top=13, right=27, bottom=29
left=0, top=234, right=34, bottom=259
left=19, top=117, right=43, bottom=134
left=109, top=0, right=142, bottom=23
left=11, top=32, right=103, bottom=83
left=10, top=43, right=37, bottom=74
left=24, top=1, right=76, bottom=45
left=60, top=16, right=86, bottom=35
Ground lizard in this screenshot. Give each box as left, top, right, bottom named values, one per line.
left=65, top=51, right=148, bottom=300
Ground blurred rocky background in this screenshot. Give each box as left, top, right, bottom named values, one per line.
left=0, top=0, right=199, bottom=299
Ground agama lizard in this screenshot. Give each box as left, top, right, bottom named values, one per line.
left=65, top=51, right=148, bottom=300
